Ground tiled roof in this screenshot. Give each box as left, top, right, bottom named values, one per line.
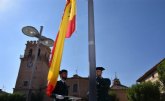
left=67, top=74, right=88, bottom=79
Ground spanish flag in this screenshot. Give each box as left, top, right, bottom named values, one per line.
left=46, top=0, right=76, bottom=96
left=66, top=0, right=76, bottom=38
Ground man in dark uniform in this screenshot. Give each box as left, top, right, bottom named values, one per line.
left=96, top=67, right=111, bottom=101
left=51, top=69, right=69, bottom=101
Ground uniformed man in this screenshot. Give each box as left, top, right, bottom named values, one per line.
left=96, top=67, right=111, bottom=101
left=51, top=69, right=69, bottom=101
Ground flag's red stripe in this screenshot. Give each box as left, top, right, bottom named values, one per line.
left=46, top=83, right=54, bottom=96
left=47, top=33, right=59, bottom=96
left=49, top=33, right=59, bottom=67
left=66, top=15, right=76, bottom=38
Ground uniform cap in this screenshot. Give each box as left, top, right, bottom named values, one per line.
left=96, top=67, right=105, bottom=71
left=59, top=69, right=68, bottom=74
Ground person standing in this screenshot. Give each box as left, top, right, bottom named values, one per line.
left=51, top=69, right=69, bottom=101
left=96, top=67, right=111, bottom=101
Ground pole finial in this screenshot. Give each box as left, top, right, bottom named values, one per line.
left=76, top=67, right=78, bottom=74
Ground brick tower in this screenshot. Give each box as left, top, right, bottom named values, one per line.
left=14, top=41, right=52, bottom=101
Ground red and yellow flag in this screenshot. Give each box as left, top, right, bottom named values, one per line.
left=66, top=0, right=76, bottom=38
left=46, top=0, right=76, bottom=96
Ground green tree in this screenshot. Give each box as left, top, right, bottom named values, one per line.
left=0, top=93, right=8, bottom=101
left=157, top=60, right=165, bottom=90
left=30, top=91, right=44, bottom=101
left=8, top=93, right=26, bottom=101
left=157, top=60, right=165, bottom=101
left=108, top=91, right=119, bottom=101
left=127, top=82, right=160, bottom=101
left=0, top=93, right=25, bottom=101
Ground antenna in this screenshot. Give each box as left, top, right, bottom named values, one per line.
left=75, top=67, right=78, bottom=75
left=115, top=72, right=118, bottom=79
left=2, top=85, right=5, bottom=91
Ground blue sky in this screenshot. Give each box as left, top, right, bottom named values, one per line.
left=0, top=0, right=165, bottom=93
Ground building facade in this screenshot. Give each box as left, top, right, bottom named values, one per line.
left=137, top=58, right=165, bottom=94
left=137, top=58, right=165, bottom=83
left=110, top=77, right=128, bottom=101
left=66, top=74, right=89, bottom=101
left=14, top=41, right=52, bottom=101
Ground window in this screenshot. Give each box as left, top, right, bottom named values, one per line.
left=28, top=49, right=32, bottom=57
left=152, top=74, right=155, bottom=78
left=27, top=61, right=33, bottom=68
left=23, top=81, right=28, bottom=86
left=38, top=49, right=41, bottom=56
left=73, top=84, right=78, bottom=93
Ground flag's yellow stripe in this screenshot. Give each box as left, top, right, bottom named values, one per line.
left=69, top=0, right=76, bottom=20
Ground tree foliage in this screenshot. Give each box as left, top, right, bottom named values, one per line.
left=157, top=60, right=165, bottom=101
left=30, top=91, right=44, bottom=101
left=108, top=91, right=119, bottom=101
left=0, top=93, right=25, bottom=101
left=157, top=60, right=165, bottom=89
left=127, top=82, right=160, bottom=101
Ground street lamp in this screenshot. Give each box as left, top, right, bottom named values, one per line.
left=22, top=26, right=54, bottom=47
left=22, top=26, right=54, bottom=101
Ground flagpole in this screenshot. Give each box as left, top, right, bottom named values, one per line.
left=88, top=0, right=97, bottom=101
